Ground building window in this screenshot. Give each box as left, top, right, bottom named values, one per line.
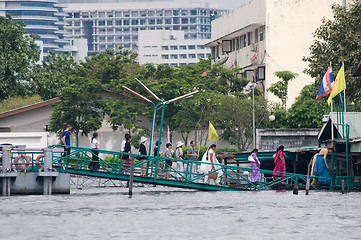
left=188, top=54, right=196, bottom=58
left=170, top=45, right=178, bottom=50
left=197, top=54, right=205, bottom=58
left=260, top=26, right=264, bottom=41
left=165, top=19, right=171, bottom=24
left=255, top=28, right=259, bottom=43
left=161, top=46, right=169, bottom=50
left=171, top=54, right=178, bottom=59
left=144, top=46, right=151, bottom=48
left=161, top=54, right=169, bottom=59
left=188, top=45, right=195, bottom=50
left=241, top=34, right=246, bottom=48
left=181, top=18, right=188, bottom=24
left=179, top=45, right=187, bottom=50
left=179, top=54, right=187, bottom=59
left=247, top=31, right=252, bottom=46
left=99, top=20, right=105, bottom=26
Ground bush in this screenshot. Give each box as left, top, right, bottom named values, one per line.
left=183, top=146, right=238, bottom=161
left=0, top=95, right=43, bottom=113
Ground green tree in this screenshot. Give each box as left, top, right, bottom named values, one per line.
left=287, top=83, right=329, bottom=128
left=33, top=52, right=78, bottom=100
left=0, top=14, right=40, bottom=99
left=49, top=76, right=106, bottom=146
left=80, top=48, right=143, bottom=85
left=267, top=71, right=298, bottom=109
left=304, top=2, right=361, bottom=103
left=215, top=94, right=268, bottom=151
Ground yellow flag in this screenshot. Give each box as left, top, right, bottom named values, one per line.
left=208, top=122, right=219, bottom=141
left=327, top=64, right=346, bottom=105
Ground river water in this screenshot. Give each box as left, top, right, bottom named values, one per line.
left=0, top=184, right=360, bottom=240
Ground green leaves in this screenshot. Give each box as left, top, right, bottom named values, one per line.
left=0, top=14, right=40, bottom=100
left=267, top=71, right=298, bottom=109
left=304, top=2, right=361, bottom=103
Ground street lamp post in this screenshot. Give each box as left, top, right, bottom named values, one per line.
left=123, top=79, right=199, bottom=157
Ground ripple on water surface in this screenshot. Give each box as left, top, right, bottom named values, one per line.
left=0, top=187, right=360, bottom=240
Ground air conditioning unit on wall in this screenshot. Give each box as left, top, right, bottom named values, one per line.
left=251, top=43, right=258, bottom=52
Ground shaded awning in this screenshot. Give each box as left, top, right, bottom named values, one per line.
left=204, top=23, right=263, bottom=47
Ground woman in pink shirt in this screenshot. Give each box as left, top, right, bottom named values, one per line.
left=273, top=145, right=286, bottom=180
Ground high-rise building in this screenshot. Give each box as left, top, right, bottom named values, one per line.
left=62, top=1, right=227, bottom=55
left=0, top=0, right=71, bottom=57
left=138, top=30, right=210, bottom=66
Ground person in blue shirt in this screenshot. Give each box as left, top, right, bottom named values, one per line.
left=61, top=124, right=72, bottom=157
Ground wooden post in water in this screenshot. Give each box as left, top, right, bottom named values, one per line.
left=341, top=179, right=345, bottom=194
left=128, top=157, right=134, bottom=196
left=293, top=183, right=298, bottom=195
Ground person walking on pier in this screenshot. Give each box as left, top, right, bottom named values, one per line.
left=122, top=135, right=132, bottom=171
left=273, top=145, right=286, bottom=181
left=138, top=136, right=148, bottom=177
left=121, top=133, right=130, bottom=152
left=312, top=146, right=333, bottom=185
left=187, top=140, right=198, bottom=180
left=175, top=141, right=185, bottom=181
left=164, top=143, right=174, bottom=180
left=61, top=124, right=72, bottom=158
left=248, top=148, right=261, bottom=183
left=200, top=144, right=223, bottom=186
left=89, top=132, right=100, bottom=171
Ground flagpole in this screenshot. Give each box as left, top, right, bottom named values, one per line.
left=331, top=100, right=334, bottom=142
left=330, top=61, right=334, bottom=142
left=342, top=62, right=347, bottom=112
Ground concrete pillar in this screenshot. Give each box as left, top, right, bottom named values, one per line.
left=2, top=145, right=11, bottom=196
left=43, top=148, right=53, bottom=195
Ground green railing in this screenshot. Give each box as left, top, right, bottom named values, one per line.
left=51, top=145, right=332, bottom=191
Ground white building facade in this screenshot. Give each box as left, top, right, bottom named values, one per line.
left=138, top=30, right=210, bottom=66
left=62, top=1, right=227, bottom=55
left=205, top=0, right=351, bottom=106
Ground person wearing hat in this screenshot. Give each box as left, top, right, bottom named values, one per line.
left=175, top=141, right=185, bottom=181
left=138, top=136, right=148, bottom=177
left=311, top=145, right=333, bottom=185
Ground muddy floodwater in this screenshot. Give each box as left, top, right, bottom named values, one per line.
left=0, top=185, right=360, bottom=240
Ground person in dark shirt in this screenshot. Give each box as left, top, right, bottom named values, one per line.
left=139, top=136, right=147, bottom=177
left=61, top=124, right=72, bottom=158
left=122, top=135, right=132, bottom=171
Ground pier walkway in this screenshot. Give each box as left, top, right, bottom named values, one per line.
left=50, top=145, right=326, bottom=191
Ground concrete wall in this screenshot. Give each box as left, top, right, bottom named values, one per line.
left=210, top=0, right=265, bottom=41
left=264, top=0, right=341, bottom=106
left=256, top=128, right=319, bottom=150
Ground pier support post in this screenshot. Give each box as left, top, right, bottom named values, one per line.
left=2, top=145, right=12, bottom=196
left=293, top=183, right=298, bottom=195
left=341, top=179, right=345, bottom=194
left=128, top=158, right=134, bottom=196
left=305, top=178, right=310, bottom=195
left=43, top=148, right=53, bottom=195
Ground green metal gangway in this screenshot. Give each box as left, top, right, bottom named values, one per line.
left=50, top=145, right=327, bottom=191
